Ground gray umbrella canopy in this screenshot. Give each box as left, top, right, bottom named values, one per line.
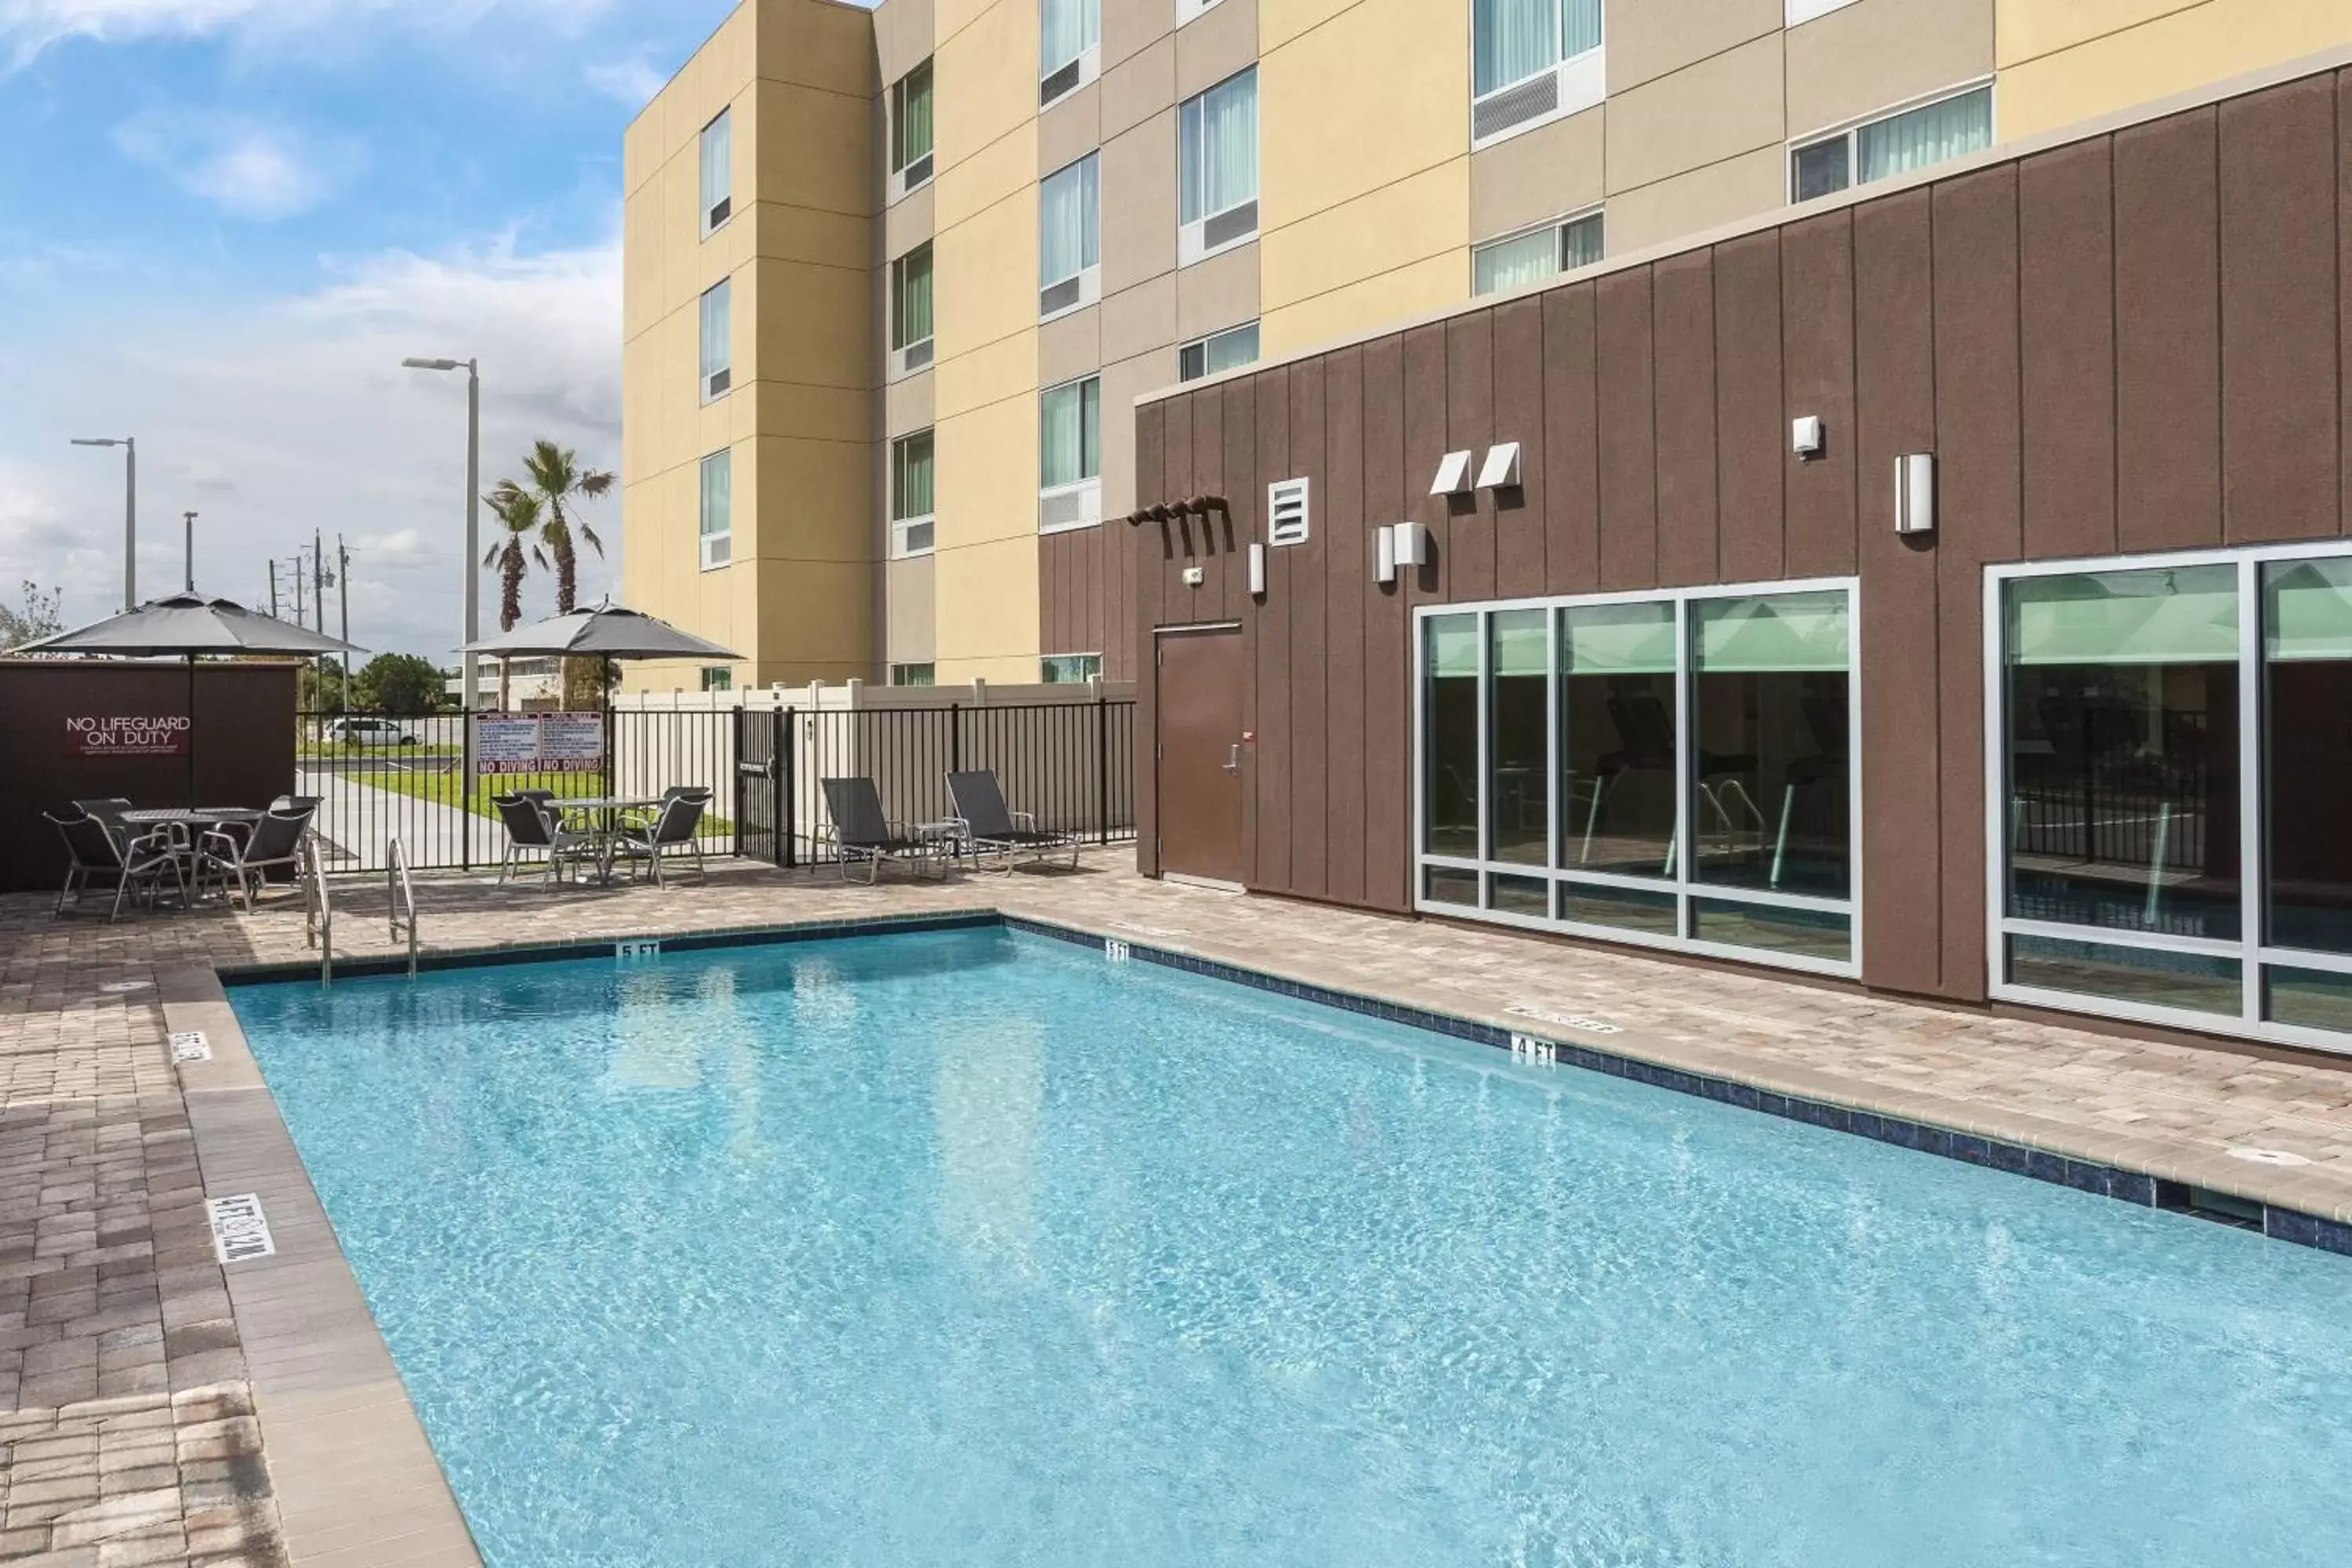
left=13, top=593, right=364, bottom=657
left=460, top=599, right=737, bottom=661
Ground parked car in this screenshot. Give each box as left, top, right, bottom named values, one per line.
left=322, top=717, right=422, bottom=746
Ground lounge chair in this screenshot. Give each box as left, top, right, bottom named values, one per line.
left=45, top=808, right=187, bottom=921
left=198, top=805, right=314, bottom=912
left=818, top=778, right=946, bottom=884
left=944, top=770, right=1080, bottom=873
left=610, top=789, right=711, bottom=886
left=494, top=793, right=603, bottom=886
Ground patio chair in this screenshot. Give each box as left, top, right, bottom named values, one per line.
left=71, top=797, right=137, bottom=851
left=818, top=778, right=945, bottom=884
left=45, top=808, right=187, bottom=921
left=198, top=805, right=314, bottom=912
left=609, top=789, right=711, bottom=887
left=944, top=770, right=1080, bottom=873
left=494, top=793, right=603, bottom=886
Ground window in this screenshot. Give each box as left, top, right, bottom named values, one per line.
left=1039, top=375, right=1101, bottom=533
left=1990, top=545, right=2352, bottom=1051
left=699, top=279, right=731, bottom=401
left=1179, top=321, right=1258, bottom=382
left=890, top=662, right=936, bottom=687
left=1040, top=0, right=1098, bottom=104
left=1039, top=154, right=1101, bottom=318
left=700, top=666, right=732, bottom=693
left=1042, top=653, right=1102, bottom=684
left=1472, top=0, right=1602, bottom=145
left=1175, top=0, right=1224, bottom=24
left=698, top=450, right=731, bottom=571
left=1792, top=84, right=1991, bottom=202
left=890, top=243, right=933, bottom=374
left=890, top=60, right=934, bottom=198
left=1179, top=67, right=1258, bottom=264
left=699, top=109, right=732, bottom=233
left=1417, top=581, right=1858, bottom=976
left=1472, top=210, right=1602, bottom=296
left=891, top=430, right=935, bottom=557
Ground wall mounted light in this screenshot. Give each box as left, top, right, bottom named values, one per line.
left=1893, top=452, right=1936, bottom=535
left=1392, top=521, right=1431, bottom=568
left=1248, top=543, right=1267, bottom=597
left=1375, top=525, right=1397, bottom=584
left=1430, top=450, right=1473, bottom=495
left=1791, top=416, right=1824, bottom=460
left=1476, top=441, right=1520, bottom=490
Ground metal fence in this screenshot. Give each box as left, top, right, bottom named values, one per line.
left=293, top=700, right=1134, bottom=873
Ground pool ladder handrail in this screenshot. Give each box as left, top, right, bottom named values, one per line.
left=303, top=834, right=332, bottom=987
left=387, top=837, right=419, bottom=980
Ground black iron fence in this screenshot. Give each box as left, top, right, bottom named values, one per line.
left=292, top=699, right=1134, bottom=873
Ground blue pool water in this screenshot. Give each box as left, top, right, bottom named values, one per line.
left=231, top=927, right=2352, bottom=1567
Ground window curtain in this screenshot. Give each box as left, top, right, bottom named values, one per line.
left=1474, top=0, right=1557, bottom=97
left=699, top=110, right=730, bottom=220
left=1857, top=85, right=1991, bottom=183
left=1040, top=379, right=1099, bottom=488
left=1426, top=615, right=1480, bottom=677
left=1563, top=0, right=1600, bottom=57
left=1697, top=591, right=1851, bottom=673
left=1204, top=322, right=1258, bottom=376
left=1184, top=69, right=1256, bottom=223
left=1040, top=0, right=1098, bottom=74
left=1040, top=155, right=1099, bottom=286
left=1561, top=212, right=1602, bottom=270
left=892, top=433, right=934, bottom=521
left=2009, top=567, right=2238, bottom=666
left=699, top=281, right=729, bottom=383
left=894, top=246, right=932, bottom=348
left=894, top=64, right=932, bottom=171
left=2267, top=559, right=2352, bottom=661
left=1563, top=602, right=1675, bottom=674
left=698, top=452, right=730, bottom=538
left=1473, top=229, right=1558, bottom=296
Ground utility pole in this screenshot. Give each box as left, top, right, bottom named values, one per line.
left=182, top=512, right=197, bottom=593
left=268, top=560, right=280, bottom=619
left=312, top=528, right=326, bottom=636
left=337, top=535, right=352, bottom=705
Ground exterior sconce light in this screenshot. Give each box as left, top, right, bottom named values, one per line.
left=1391, top=521, right=1432, bottom=568
left=1430, top=450, right=1473, bottom=495
left=1375, top=525, right=1397, bottom=584
left=1791, top=416, right=1824, bottom=460
left=1476, top=442, right=1520, bottom=490
left=1248, top=543, right=1267, bottom=597
left=1894, top=452, right=1936, bottom=535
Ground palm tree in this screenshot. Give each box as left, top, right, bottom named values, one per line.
left=502, top=440, right=614, bottom=615
left=481, top=486, right=543, bottom=712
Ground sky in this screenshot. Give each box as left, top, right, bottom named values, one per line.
left=0, top=0, right=753, bottom=661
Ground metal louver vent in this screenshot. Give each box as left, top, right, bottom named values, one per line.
left=706, top=368, right=731, bottom=398
left=1203, top=201, right=1258, bottom=252
left=1040, top=58, right=1081, bottom=105
left=1040, top=276, right=1083, bottom=317
left=1040, top=481, right=1101, bottom=532
left=1473, top=71, right=1559, bottom=143
left=1267, top=477, right=1309, bottom=546
left=707, top=198, right=731, bottom=229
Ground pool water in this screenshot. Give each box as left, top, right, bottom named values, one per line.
left=231, top=927, right=2352, bottom=1567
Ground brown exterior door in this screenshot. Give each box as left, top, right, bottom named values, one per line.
left=1155, top=624, right=1247, bottom=884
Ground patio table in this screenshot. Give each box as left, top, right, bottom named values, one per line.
left=548, top=797, right=667, bottom=884
left=118, top=808, right=267, bottom=904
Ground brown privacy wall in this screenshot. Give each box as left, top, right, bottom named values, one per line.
left=1131, top=67, right=2352, bottom=1006
left=0, top=660, right=299, bottom=894
left=1040, top=522, right=1140, bottom=680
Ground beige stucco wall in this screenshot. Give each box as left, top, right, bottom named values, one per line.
left=1995, top=0, right=2352, bottom=138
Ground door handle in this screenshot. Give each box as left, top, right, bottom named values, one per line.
left=1223, top=744, right=1241, bottom=774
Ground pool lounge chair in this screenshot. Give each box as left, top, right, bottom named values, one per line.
left=45, top=808, right=187, bottom=921
left=609, top=788, right=711, bottom=886
left=494, top=793, right=604, bottom=886
left=818, top=778, right=946, bottom=884
left=944, top=770, right=1080, bottom=873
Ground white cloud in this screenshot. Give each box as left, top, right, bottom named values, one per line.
left=0, top=230, right=623, bottom=660
left=583, top=50, right=664, bottom=110
left=2, top=0, right=623, bottom=66
left=114, top=109, right=353, bottom=219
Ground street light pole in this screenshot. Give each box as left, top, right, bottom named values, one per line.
left=182, top=512, right=196, bottom=593
left=403, top=357, right=481, bottom=715
left=70, top=436, right=136, bottom=609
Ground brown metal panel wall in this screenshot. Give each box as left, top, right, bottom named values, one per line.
left=1255, top=366, right=1294, bottom=893
left=1446, top=313, right=1499, bottom=603
left=1223, top=378, right=1261, bottom=884
left=2344, top=69, right=2352, bottom=538
left=1541, top=286, right=1601, bottom=594
left=1134, top=401, right=1167, bottom=874
left=1324, top=347, right=1370, bottom=907
left=2220, top=77, right=2341, bottom=543
left=1930, top=165, right=2024, bottom=1004
left=1653, top=252, right=1720, bottom=587
left=1853, top=191, right=1944, bottom=996
left=1715, top=233, right=1787, bottom=583
left=1403, top=324, right=1452, bottom=609
left=2018, top=140, right=2118, bottom=561
left=1363, top=333, right=1413, bottom=911
left=1491, top=296, right=1548, bottom=599
left=1290, top=358, right=1331, bottom=902
left=1595, top=269, right=1659, bottom=590
left=2114, top=109, right=2224, bottom=554
left=1781, top=213, right=1859, bottom=579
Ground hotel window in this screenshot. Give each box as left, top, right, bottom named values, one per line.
left=891, top=430, right=935, bottom=558
left=698, top=450, right=731, bottom=571
left=1991, top=546, right=2352, bottom=1051
left=1791, top=83, right=1991, bottom=203
left=1179, top=67, right=1258, bottom=265
left=890, top=60, right=934, bottom=200
left=1472, top=0, right=1602, bottom=146
left=1472, top=210, right=1602, bottom=296
left=890, top=243, right=933, bottom=376
left=1039, top=153, right=1100, bottom=319
left=890, top=662, right=936, bottom=687
left=1417, top=581, right=1857, bottom=976
left=1042, top=653, right=1102, bottom=684
left=1040, top=0, right=1098, bottom=105
left=699, top=279, right=731, bottom=401
left=1039, top=375, right=1101, bottom=534
left=700, top=666, right=732, bottom=693
left=1178, top=321, right=1258, bottom=382
left=699, top=108, right=732, bottom=234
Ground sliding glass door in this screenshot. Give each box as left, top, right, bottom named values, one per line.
left=1415, top=579, right=1860, bottom=978
left=1991, top=544, right=2352, bottom=1050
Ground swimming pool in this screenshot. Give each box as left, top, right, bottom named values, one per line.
left=231, top=924, right=2352, bottom=1567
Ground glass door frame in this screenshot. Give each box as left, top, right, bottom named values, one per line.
left=1412, top=575, right=1863, bottom=981
left=1984, top=539, right=2352, bottom=1054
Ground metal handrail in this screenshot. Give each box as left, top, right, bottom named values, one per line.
left=387, top=837, right=419, bottom=980
left=302, top=836, right=332, bottom=987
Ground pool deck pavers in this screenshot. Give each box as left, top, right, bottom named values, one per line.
left=8, top=851, right=2352, bottom=1565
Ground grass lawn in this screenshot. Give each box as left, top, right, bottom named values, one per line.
left=358, top=764, right=736, bottom=834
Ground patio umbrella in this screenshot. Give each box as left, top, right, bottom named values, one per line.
left=13, top=593, right=365, bottom=805
left=459, top=598, right=739, bottom=662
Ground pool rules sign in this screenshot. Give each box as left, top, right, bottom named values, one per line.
left=473, top=712, right=606, bottom=775
left=64, top=713, right=191, bottom=757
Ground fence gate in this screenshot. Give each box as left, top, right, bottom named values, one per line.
left=734, top=706, right=789, bottom=866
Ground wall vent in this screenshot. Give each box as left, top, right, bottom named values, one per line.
left=1203, top=201, right=1258, bottom=252
left=1473, top=72, right=1559, bottom=143
left=706, top=197, right=731, bottom=230
left=1040, top=57, right=1082, bottom=105
left=705, top=367, right=731, bottom=399
left=1267, top=477, right=1310, bottom=546
left=1040, top=480, right=1102, bottom=533
left=700, top=533, right=731, bottom=571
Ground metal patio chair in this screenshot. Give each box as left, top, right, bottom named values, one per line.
left=71, top=797, right=138, bottom=852
left=494, top=793, right=604, bottom=886
left=944, top=770, right=1080, bottom=874
left=198, top=805, right=314, bottom=912
left=609, top=788, right=711, bottom=886
left=818, top=778, right=946, bottom=884
left=45, top=808, right=187, bottom=921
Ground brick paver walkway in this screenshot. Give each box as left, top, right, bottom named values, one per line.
left=5, top=851, right=2352, bottom=1564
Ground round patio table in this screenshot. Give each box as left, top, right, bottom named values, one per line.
left=117, top=808, right=267, bottom=904
left=549, top=797, right=666, bottom=885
